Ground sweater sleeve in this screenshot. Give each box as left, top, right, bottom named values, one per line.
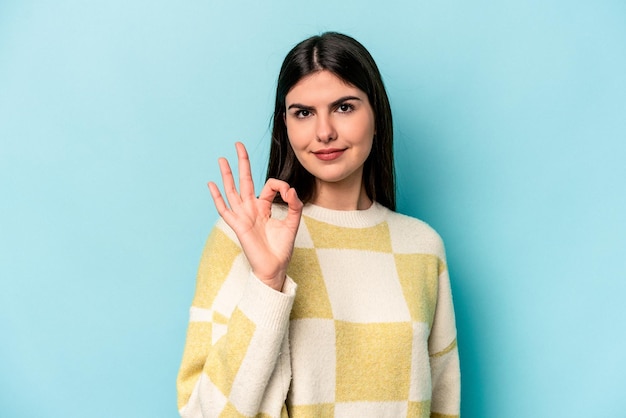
left=428, top=262, right=461, bottom=418
left=176, top=221, right=296, bottom=418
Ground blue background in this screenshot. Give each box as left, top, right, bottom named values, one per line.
left=1, top=1, right=625, bottom=416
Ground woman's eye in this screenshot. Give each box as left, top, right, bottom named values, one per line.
left=295, top=109, right=310, bottom=118
left=337, top=103, right=353, bottom=113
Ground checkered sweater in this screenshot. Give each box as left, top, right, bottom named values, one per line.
left=177, top=202, right=460, bottom=417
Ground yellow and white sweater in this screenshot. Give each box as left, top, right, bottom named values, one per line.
left=177, top=202, right=460, bottom=417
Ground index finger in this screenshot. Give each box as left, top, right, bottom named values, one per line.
left=236, top=142, right=256, bottom=199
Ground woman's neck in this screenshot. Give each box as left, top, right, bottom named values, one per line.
left=310, top=181, right=372, bottom=211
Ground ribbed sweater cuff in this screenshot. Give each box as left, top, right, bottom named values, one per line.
left=238, top=273, right=297, bottom=332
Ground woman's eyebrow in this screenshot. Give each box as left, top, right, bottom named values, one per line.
left=329, top=96, right=362, bottom=108
left=287, top=103, right=314, bottom=111
left=287, top=96, right=362, bottom=111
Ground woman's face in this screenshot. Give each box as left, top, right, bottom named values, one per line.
left=284, top=70, right=375, bottom=193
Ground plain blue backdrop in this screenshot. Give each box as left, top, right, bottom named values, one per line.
left=1, top=0, right=625, bottom=416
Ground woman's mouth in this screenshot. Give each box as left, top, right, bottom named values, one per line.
left=313, top=148, right=346, bottom=161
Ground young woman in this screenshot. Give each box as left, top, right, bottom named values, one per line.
left=177, top=32, right=460, bottom=418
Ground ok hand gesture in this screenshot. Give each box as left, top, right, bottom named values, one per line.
left=208, top=142, right=303, bottom=292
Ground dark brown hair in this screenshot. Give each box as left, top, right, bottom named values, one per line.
left=266, top=32, right=395, bottom=210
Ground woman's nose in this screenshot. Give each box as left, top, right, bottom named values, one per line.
left=316, top=114, right=337, bottom=143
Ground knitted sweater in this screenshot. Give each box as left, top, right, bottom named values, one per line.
left=177, top=202, right=460, bottom=417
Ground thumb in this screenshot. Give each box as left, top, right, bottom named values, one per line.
left=282, top=188, right=303, bottom=230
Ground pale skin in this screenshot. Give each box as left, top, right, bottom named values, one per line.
left=285, top=71, right=375, bottom=211
left=208, top=143, right=303, bottom=292
left=209, top=70, right=376, bottom=292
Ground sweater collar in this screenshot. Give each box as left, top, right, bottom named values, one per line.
left=301, top=201, right=390, bottom=228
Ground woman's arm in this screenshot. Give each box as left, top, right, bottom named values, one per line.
left=428, top=265, right=461, bottom=417
left=176, top=226, right=296, bottom=417
left=177, top=143, right=303, bottom=417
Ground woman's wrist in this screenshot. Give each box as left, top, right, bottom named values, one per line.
left=253, top=269, right=287, bottom=292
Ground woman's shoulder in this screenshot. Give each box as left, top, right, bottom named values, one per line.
left=385, top=208, right=440, bottom=235
left=384, top=208, right=446, bottom=259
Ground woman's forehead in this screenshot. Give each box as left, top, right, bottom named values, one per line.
left=285, top=70, right=364, bottom=104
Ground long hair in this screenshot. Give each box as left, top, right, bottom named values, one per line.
left=266, top=32, right=395, bottom=210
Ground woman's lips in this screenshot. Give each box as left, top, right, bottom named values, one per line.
left=313, top=148, right=346, bottom=161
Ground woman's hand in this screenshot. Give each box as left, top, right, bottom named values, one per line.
left=208, top=142, right=303, bottom=292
